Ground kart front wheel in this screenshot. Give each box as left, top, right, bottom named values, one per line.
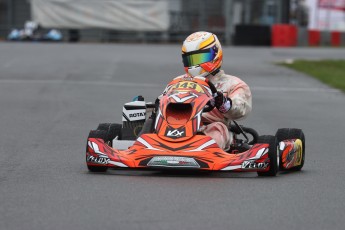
left=276, top=128, right=305, bottom=171
left=86, top=130, right=108, bottom=172
left=257, top=135, right=278, bottom=177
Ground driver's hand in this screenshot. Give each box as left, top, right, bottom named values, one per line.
left=215, top=91, right=232, bottom=113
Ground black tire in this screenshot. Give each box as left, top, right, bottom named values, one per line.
left=257, top=135, right=279, bottom=177
left=229, top=125, right=259, bottom=145
left=108, top=123, right=122, bottom=142
left=86, top=130, right=108, bottom=172
left=88, top=129, right=108, bottom=139
left=243, top=127, right=259, bottom=145
left=276, top=128, right=305, bottom=171
left=97, top=123, right=112, bottom=131
left=96, top=123, right=122, bottom=146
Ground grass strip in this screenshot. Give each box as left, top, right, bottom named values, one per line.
left=279, top=59, right=345, bottom=92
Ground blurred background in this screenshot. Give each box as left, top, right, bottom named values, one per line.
left=1, top=0, right=344, bottom=46
left=1, top=1, right=345, bottom=230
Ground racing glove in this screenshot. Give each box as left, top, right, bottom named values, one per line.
left=214, top=91, right=232, bottom=113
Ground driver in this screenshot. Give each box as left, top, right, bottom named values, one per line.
left=160, top=31, right=252, bottom=151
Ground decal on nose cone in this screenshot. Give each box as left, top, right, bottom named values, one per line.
left=165, top=127, right=186, bottom=139
left=147, top=156, right=200, bottom=168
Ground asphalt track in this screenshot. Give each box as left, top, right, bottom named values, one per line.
left=0, top=43, right=345, bottom=230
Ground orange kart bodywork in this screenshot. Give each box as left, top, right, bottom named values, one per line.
left=86, top=76, right=304, bottom=174
left=87, top=134, right=271, bottom=171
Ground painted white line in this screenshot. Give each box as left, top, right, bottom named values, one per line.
left=0, top=79, right=342, bottom=93
left=251, top=86, right=341, bottom=93
left=0, top=79, right=164, bottom=88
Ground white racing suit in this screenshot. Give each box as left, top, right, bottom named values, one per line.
left=160, top=70, right=252, bottom=151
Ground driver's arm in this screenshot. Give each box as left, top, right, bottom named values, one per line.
left=223, top=76, right=252, bottom=121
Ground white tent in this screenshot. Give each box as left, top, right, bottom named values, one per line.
left=31, top=0, right=169, bottom=31
left=306, top=0, right=345, bottom=31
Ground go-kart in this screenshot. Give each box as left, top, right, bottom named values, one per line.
left=86, top=76, right=305, bottom=176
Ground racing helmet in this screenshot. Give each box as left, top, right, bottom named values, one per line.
left=182, top=31, right=223, bottom=77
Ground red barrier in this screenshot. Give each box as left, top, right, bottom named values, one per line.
left=289, top=26, right=297, bottom=46
left=331, top=31, right=341, bottom=46
left=308, top=30, right=320, bottom=46
left=272, top=24, right=297, bottom=47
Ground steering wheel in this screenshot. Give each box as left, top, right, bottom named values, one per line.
left=203, top=79, right=218, bottom=113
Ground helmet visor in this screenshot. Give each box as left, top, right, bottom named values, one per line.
left=182, top=48, right=216, bottom=67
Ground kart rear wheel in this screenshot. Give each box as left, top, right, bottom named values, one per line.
left=86, top=130, right=108, bottom=172
left=276, top=128, right=305, bottom=171
left=257, top=135, right=278, bottom=177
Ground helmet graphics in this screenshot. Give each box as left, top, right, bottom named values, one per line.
left=182, top=31, right=223, bottom=77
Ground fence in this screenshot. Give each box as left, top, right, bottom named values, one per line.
left=3, top=0, right=341, bottom=46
